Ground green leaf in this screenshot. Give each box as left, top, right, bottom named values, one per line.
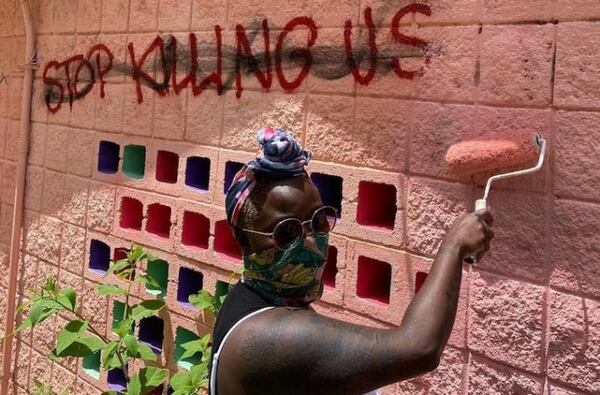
left=128, top=245, right=145, bottom=262
left=53, top=320, right=103, bottom=357
left=188, top=291, right=216, bottom=312
left=179, top=337, right=208, bottom=360
left=106, top=259, right=130, bottom=277
left=23, top=299, right=63, bottom=329
left=127, top=374, right=142, bottom=395
left=101, top=392, right=120, bottom=395
left=56, top=320, right=88, bottom=355
left=169, top=371, right=189, bottom=390
left=123, top=334, right=138, bottom=354
left=134, top=274, right=160, bottom=289
left=28, top=301, right=47, bottom=326
left=101, top=341, right=121, bottom=370
left=15, top=318, right=33, bottom=333
left=53, top=335, right=104, bottom=358
left=138, top=366, right=168, bottom=389
left=112, top=318, right=134, bottom=337
left=188, top=363, right=206, bottom=387
left=96, top=284, right=126, bottom=296
left=15, top=300, right=31, bottom=314
left=130, top=300, right=165, bottom=321
left=123, top=335, right=157, bottom=362
left=127, top=367, right=168, bottom=395
left=57, top=287, right=76, bottom=311
left=115, top=268, right=134, bottom=280
left=135, top=342, right=157, bottom=362
left=42, top=277, right=58, bottom=297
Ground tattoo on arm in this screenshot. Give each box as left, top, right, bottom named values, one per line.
left=239, top=311, right=422, bottom=395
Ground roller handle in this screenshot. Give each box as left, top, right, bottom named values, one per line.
left=463, top=199, right=487, bottom=264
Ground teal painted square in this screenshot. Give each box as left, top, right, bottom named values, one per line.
left=123, top=145, right=146, bottom=179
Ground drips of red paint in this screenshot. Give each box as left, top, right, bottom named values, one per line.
left=42, top=4, right=431, bottom=112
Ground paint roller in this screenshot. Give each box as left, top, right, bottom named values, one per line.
left=445, top=129, right=548, bottom=264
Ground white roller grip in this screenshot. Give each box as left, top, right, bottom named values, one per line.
left=475, top=199, right=487, bottom=211
left=464, top=199, right=488, bottom=264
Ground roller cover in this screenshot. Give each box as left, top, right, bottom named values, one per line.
left=445, top=129, right=539, bottom=175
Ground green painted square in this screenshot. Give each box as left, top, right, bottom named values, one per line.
left=82, top=351, right=101, bottom=379
left=146, top=259, right=168, bottom=298
left=174, top=327, right=202, bottom=370
left=215, top=280, right=230, bottom=310
left=112, top=300, right=133, bottom=335
left=122, top=145, right=146, bottom=180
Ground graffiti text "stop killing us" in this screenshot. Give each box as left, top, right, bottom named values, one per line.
left=43, top=4, right=432, bottom=113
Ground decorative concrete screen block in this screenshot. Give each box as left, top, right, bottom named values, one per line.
left=415, top=271, right=428, bottom=294
left=322, top=245, right=338, bottom=289
left=181, top=211, right=210, bottom=249
left=357, top=181, right=397, bottom=229
left=120, top=197, right=144, bottom=230
left=146, top=203, right=172, bottom=238
left=146, top=258, right=168, bottom=297
left=97, top=140, right=120, bottom=174
left=356, top=256, right=392, bottom=305
left=223, top=161, right=245, bottom=193
left=82, top=351, right=101, bottom=379
left=177, top=267, right=204, bottom=307
left=174, top=327, right=202, bottom=370
left=139, top=316, right=165, bottom=353
left=156, top=150, right=179, bottom=184
left=310, top=172, right=343, bottom=218
left=122, top=144, right=146, bottom=179
left=214, top=220, right=242, bottom=260
left=88, top=239, right=110, bottom=274
left=108, top=367, right=128, bottom=392
left=185, top=156, right=211, bottom=191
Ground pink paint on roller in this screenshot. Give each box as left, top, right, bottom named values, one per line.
left=445, top=129, right=539, bottom=175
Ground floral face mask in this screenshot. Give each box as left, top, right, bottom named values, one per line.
left=241, top=234, right=329, bottom=307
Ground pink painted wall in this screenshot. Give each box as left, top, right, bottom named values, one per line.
left=0, top=0, right=599, bottom=394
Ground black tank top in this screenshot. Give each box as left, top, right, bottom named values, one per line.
left=208, top=281, right=273, bottom=394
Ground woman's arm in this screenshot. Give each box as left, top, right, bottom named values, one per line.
left=225, top=210, right=493, bottom=395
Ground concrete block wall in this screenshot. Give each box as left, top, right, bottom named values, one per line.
left=0, top=0, right=599, bottom=394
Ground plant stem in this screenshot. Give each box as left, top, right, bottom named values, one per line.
left=116, top=258, right=137, bottom=382
left=71, top=309, right=110, bottom=345
left=66, top=297, right=129, bottom=380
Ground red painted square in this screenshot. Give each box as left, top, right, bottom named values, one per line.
left=146, top=203, right=172, bottom=238
left=113, top=247, right=134, bottom=280
left=113, top=248, right=129, bottom=262
left=356, top=256, right=391, bottom=305
left=214, top=220, right=242, bottom=260
left=156, top=150, right=179, bottom=184
left=120, top=197, right=143, bottom=230
left=182, top=211, right=210, bottom=249
left=322, top=246, right=338, bottom=289
left=357, top=181, right=397, bottom=230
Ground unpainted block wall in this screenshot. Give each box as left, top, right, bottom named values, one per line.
left=0, top=0, right=599, bottom=394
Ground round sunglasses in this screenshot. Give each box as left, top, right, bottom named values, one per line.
left=239, top=205, right=338, bottom=250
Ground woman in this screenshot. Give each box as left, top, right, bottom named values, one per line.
left=209, top=128, right=494, bottom=395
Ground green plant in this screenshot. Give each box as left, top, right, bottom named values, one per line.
left=31, top=379, right=72, bottom=395
left=14, top=245, right=238, bottom=395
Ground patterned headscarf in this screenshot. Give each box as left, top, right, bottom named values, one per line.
left=225, top=127, right=312, bottom=227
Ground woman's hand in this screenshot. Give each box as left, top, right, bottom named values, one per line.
left=443, top=209, right=495, bottom=262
